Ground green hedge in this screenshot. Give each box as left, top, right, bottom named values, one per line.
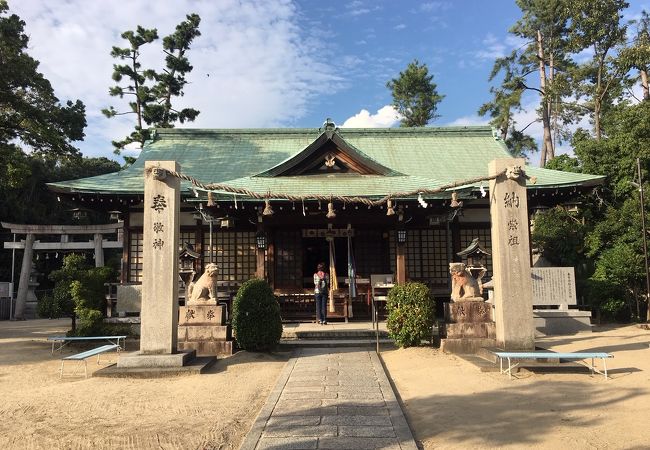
left=232, top=278, right=283, bottom=351
left=386, top=282, right=434, bottom=347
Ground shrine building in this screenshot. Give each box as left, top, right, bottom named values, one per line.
left=48, top=123, right=603, bottom=321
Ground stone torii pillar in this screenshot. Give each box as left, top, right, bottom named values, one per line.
left=93, top=233, right=104, bottom=267
left=488, top=158, right=535, bottom=351
left=13, top=233, right=34, bottom=320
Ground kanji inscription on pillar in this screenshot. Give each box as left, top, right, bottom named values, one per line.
left=489, top=158, right=535, bottom=350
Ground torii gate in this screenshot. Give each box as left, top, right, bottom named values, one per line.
left=2, top=222, right=123, bottom=320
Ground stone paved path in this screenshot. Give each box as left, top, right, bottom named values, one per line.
left=240, top=348, right=417, bottom=450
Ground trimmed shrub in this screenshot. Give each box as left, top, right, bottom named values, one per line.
left=232, top=278, right=283, bottom=351
left=386, top=282, right=434, bottom=348
left=40, top=253, right=117, bottom=336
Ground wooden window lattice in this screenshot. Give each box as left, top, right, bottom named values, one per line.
left=128, top=231, right=144, bottom=282
left=203, top=231, right=256, bottom=282
left=274, top=230, right=302, bottom=289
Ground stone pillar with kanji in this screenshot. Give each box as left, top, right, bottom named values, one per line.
left=140, top=161, right=181, bottom=354
left=488, top=158, right=535, bottom=350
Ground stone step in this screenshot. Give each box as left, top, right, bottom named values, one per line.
left=278, top=339, right=395, bottom=349
left=282, top=330, right=390, bottom=340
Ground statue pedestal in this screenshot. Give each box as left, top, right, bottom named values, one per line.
left=441, top=301, right=496, bottom=354
left=178, top=305, right=233, bottom=356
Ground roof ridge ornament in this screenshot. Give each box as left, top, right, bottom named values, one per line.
left=320, top=118, right=338, bottom=138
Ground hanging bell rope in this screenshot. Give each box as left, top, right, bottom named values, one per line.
left=386, top=198, right=395, bottom=216
left=450, top=191, right=463, bottom=208
left=262, top=195, right=274, bottom=216
left=207, top=191, right=215, bottom=207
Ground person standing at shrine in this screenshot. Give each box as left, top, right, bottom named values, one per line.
left=313, top=262, right=330, bottom=325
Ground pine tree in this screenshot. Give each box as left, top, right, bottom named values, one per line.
left=386, top=59, right=444, bottom=127
left=148, top=14, right=201, bottom=128
left=102, top=26, right=159, bottom=153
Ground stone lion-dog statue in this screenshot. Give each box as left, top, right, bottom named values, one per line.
left=449, top=262, right=485, bottom=302
left=187, top=263, right=219, bottom=305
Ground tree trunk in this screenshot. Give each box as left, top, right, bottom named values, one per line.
left=594, top=56, right=604, bottom=140
left=641, top=68, right=649, bottom=101
left=537, top=30, right=554, bottom=167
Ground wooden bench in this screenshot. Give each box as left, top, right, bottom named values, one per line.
left=48, top=335, right=127, bottom=355
left=494, top=351, right=613, bottom=380
left=60, top=344, right=120, bottom=378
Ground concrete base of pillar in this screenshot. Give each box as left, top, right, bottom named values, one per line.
left=117, top=349, right=195, bottom=368
left=441, top=338, right=497, bottom=354
left=534, top=310, right=592, bottom=336
left=179, top=340, right=233, bottom=356
left=95, top=355, right=216, bottom=378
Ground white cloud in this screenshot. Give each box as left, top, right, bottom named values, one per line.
left=10, top=0, right=342, bottom=158
left=445, top=115, right=490, bottom=127
left=419, top=2, right=451, bottom=12
left=341, top=105, right=401, bottom=128
left=474, top=33, right=527, bottom=61
left=394, top=24, right=406, bottom=30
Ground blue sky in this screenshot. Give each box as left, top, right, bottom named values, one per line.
left=10, top=0, right=650, bottom=164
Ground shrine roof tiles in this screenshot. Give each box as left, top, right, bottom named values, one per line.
left=48, top=126, right=604, bottom=197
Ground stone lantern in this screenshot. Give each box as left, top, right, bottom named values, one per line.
left=456, top=237, right=491, bottom=281
left=179, top=242, right=200, bottom=303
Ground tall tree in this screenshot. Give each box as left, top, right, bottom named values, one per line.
left=484, top=0, right=573, bottom=166
left=387, top=59, right=444, bottom=127
left=0, top=0, right=86, bottom=158
left=102, top=26, right=159, bottom=153
left=618, top=10, right=650, bottom=101
left=567, top=0, right=629, bottom=139
left=148, top=14, right=201, bottom=128
left=479, top=56, right=538, bottom=157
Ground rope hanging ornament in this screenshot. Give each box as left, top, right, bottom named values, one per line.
left=326, top=198, right=336, bottom=219
left=159, top=167, right=510, bottom=207
left=207, top=191, right=215, bottom=207
left=386, top=198, right=395, bottom=216
left=263, top=195, right=274, bottom=216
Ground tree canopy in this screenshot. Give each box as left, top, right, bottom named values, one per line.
left=386, top=59, right=444, bottom=127
left=0, top=0, right=86, bottom=158
left=103, top=14, right=201, bottom=153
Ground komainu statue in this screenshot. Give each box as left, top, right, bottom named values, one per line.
left=187, top=263, right=219, bottom=305
left=449, top=262, right=485, bottom=302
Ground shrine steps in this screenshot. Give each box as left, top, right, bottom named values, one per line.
left=279, top=324, right=393, bottom=349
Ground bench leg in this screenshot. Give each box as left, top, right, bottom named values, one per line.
left=508, top=357, right=512, bottom=380
left=603, top=359, right=608, bottom=380
left=60, top=360, right=64, bottom=379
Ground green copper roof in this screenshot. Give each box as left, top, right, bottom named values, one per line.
left=49, top=126, right=604, bottom=197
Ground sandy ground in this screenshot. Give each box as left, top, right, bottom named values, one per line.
left=0, top=319, right=289, bottom=450
left=381, top=325, right=650, bottom=450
